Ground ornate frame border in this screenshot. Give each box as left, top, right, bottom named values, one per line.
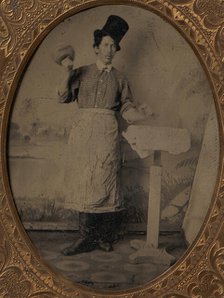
left=0, top=0, right=224, bottom=297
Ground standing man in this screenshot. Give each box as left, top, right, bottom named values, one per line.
left=56, top=15, right=148, bottom=255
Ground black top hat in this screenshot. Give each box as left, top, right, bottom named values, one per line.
left=94, top=15, right=129, bottom=51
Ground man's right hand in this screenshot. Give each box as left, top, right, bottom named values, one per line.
left=61, top=56, right=74, bottom=72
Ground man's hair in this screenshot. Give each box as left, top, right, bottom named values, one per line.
left=93, top=30, right=120, bottom=51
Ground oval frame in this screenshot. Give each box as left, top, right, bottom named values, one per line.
left=0, top=0, right=224, bottom=297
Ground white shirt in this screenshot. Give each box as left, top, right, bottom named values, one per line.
left=96, top=59, right=112, bottom=72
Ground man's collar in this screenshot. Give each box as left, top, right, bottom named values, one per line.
left=96, top=60, right=112, bottom=72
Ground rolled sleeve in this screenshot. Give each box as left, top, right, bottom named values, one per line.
left=57, top=69, right=81, bottom=103
left=120, top=79, right=135, bottom=114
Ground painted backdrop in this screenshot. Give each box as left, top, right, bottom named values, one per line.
left=8, top=5, right=218, bottom=237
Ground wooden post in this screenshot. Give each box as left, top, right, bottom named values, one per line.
left=146, top=151, right=162, bottom=248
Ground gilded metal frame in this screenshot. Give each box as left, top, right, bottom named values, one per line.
left=0, top=0, right=224, bottom=297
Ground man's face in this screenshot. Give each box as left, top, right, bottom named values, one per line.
left=95, top=35, right=117, bottom=65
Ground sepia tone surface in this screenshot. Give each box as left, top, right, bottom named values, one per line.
left=9, top=5, right=215, bottom=235
left=0, top=0, right=224, bottom=297
left=6, top=4, right=219, bottom=290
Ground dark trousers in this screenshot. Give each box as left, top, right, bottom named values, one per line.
left=79, top=210, right=125, bottom=244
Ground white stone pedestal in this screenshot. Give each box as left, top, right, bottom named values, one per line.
left=123, top=125, right=191, bottom=265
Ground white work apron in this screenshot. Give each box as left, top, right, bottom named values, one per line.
left=63, top=108, right=123, bottom=213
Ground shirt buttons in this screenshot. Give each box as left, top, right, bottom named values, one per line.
left=100, top=79, right=103, bottom=83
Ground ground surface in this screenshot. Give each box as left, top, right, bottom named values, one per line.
left=28, top=231, right=187, bottom=291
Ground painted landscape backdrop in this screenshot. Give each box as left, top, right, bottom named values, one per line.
left=8, top=5, right=216, bottom=234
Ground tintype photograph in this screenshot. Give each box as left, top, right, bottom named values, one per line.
left=7, top=4, right=219, bottom=291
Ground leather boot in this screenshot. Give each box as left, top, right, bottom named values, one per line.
left=61, top=212, right=99, bottom=256
left=98, top=211, right=124, bottom=252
